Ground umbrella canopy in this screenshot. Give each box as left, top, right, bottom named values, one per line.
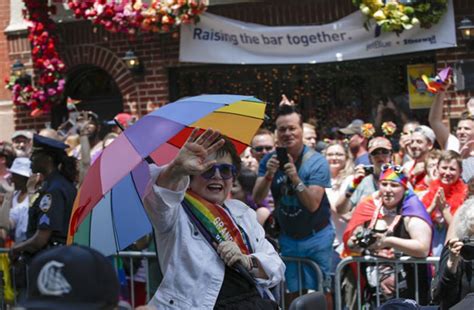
left=67, top=95, right=266, bottom=255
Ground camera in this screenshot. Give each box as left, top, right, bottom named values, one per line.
left=363, top=165, right=374, bottom=175
left=355, top=228, right=377, bottom=249
left=460, top=238, right=474, bottom=261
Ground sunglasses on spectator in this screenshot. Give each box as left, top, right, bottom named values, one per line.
left=201, top=164, right=237, bottom=180
left=370, top=149, right=391, bottom=156
left=252, top=146, right=273, bottom=153
left=381, top=163, right=403, bottom=173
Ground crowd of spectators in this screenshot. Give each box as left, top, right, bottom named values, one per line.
left=1, top=82, right=474, bottom=309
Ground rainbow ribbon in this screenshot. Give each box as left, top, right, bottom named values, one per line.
left=183, top=191, right=250, bottom=255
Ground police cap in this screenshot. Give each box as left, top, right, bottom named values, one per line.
left=32, top=134, right=68, bottom=154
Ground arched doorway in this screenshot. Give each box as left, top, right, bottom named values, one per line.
left=62, top=65, right=124, bottom=126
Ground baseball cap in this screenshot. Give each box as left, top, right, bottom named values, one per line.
left=413, top=125, right=436, bottom=144
left=12, top=130, right=33, bottom=141
left=107, top=113, right=133, bottom=129
left=20, top=245, right=120, bottom=310
left=338, top=119, right=363, bottom=135
left=368, top=137, right=392, bottom=153
left=8, top=157, right=31, bottom=178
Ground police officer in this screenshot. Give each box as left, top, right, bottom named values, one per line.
left=10, top=134, right=77, bottom=262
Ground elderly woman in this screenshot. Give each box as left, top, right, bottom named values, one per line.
left=343, top=165, right=432, bottom=304
left=434, top=198, right=474, bottom=309
left=143, top=129, right=284, bottom=309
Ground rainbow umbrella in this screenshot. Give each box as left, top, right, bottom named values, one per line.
left=67, top=95, right=266, bottom=256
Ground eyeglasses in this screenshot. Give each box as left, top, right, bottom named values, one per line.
left=252, top=146, right=273, bottom=153
left=201, top=164, right=237, bottom=180
left=370, top=149, right=391, bottom=156
left=381, top=163, right=403, bottom=173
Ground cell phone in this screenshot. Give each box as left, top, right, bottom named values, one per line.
left=58, top=119, right=76, bottom=137
left=363, top=165, right=374, bottom=175
left=276, top=147, right=289, bottom=170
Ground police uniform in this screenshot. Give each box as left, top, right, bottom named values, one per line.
left=26, top=135, right=77, bottom=249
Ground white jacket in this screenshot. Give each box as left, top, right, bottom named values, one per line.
left=143, top=165, right=285, bottom=309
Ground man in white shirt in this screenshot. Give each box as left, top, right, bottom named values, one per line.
left=429, top=92, right=474, bottom=158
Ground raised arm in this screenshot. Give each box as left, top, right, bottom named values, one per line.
left=253, top=154, right=278, bottom=204
left=156, top=128, right=225, bottom=191
left=429, top=91, right=450, bottom=149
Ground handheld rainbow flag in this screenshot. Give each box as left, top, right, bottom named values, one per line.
left=421, top=67, right=452, bottom=94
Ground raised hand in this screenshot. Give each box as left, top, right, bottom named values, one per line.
left=171, top=128, right=225, bottom=177
left=279, top=94, right=295, bottom=107
left=446, top=238, right=463, bottom=273
left=282, top=153, right=299, bottom=184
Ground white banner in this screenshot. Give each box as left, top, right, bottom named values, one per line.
left=180, top=0, right=456, bottom=64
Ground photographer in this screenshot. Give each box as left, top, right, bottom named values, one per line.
left=343, top=165, right=433, bottom=304
left=434, top=198, right=474, bottom=309
left=335, top=137, right=393, bottom=216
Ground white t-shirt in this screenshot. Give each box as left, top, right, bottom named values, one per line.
left=326, top=175, right=353, bottom=251
left=445, top=134, right=460, bottom=152
left=9, top=191, right=29, bottom=242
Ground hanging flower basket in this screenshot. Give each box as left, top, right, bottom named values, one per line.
left=7, top=0, right=208, bottom=117
left=353, top=0, right=448, bottom=34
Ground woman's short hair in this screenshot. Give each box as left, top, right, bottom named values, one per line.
left=454, top=197, right=474, bottom=239
left=215, top=135, right=242, bottom=176
left=438, top=150, right=462, bottom=171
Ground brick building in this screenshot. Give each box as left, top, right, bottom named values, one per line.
left=1, top=0, right=473, bottom=141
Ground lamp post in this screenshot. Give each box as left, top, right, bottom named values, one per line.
left=123, top=50, right=143, bottom=74
left=458, top=17, right=474, bottom=42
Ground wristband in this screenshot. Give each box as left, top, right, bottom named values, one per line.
left=265, top=174, right=273, bottom=182
left=346, top=177, right=363, bottom=194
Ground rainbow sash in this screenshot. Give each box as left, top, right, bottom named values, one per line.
left=182, top=190, right=250, bottom=255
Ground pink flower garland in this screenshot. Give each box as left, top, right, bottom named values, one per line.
left=6, top=0, right=207, bottom=117
left=67, top=0, right=207, bottom=35
left=5, top=0, right=66, bottom=117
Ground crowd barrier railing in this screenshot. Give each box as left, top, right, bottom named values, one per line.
left=334, top=255, right=440, bottom=310
left=0, top=248, right=324, bottom=310
left=280, top=256, right=324, bottom=309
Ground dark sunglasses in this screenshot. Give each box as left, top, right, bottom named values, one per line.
left=252, top=146, right=273, bottom=153
left=201, top=164, right=237, bottom=180
left=370, top=149, right=391, bottom=156
left=381, top=163, right=403, bottom=173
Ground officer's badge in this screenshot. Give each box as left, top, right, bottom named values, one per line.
left=39, top=194, right=52, bottom=212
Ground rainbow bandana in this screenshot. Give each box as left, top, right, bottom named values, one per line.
left=379, top=164, right=408, bottom=188
left=182, top=190, right=250, bottom=255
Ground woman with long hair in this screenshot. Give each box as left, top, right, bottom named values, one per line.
left=325, top=141, right=354, bottom=254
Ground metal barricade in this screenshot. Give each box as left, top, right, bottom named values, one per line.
left=114, top=252, right=324, bottom=309
left=114, top=250, right=159, bottom=309
left=280, top=256, right=324, bottom=310
left=334, top=255, right=440, bottom=310
left=0, top=248, right=324, bottom=309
